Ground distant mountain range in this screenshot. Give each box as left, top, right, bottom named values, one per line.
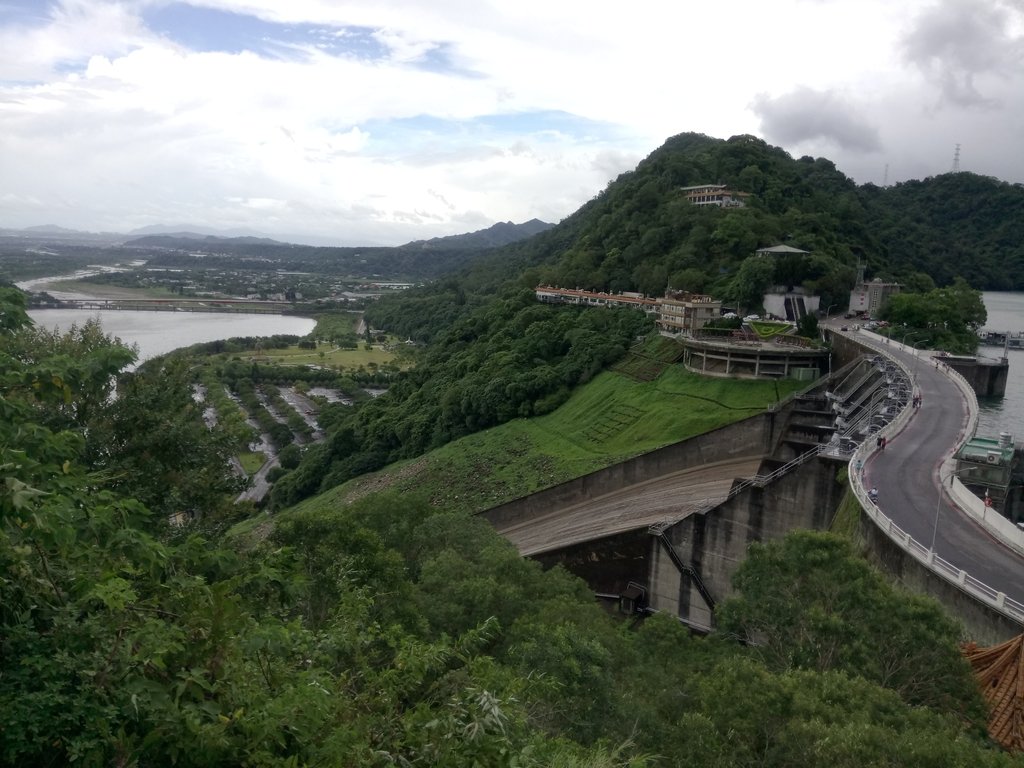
left=0, top=219, right=554, bottom=251
left=402, top=219, right=554, bottom=250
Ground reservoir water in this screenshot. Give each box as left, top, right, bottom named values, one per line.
left=20, top=268, right=316, bottom=362
left=976, top=292, right=1024, bottom=441
left=26, top=309, right=316, bottom=363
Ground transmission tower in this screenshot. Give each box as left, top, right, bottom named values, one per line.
left=951, top=143, right=961, bottom=173
left=882, top=163, right=889, bottom=187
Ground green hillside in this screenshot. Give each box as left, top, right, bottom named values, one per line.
left=461, top=132, right=1024, bottom=295
left=270, top=132, right=1009, bottom=508
left=278, top=355, right=803, bottom=518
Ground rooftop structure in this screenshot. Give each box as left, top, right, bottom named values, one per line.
left=754, top=244, right=810, bottom=257
left=963, top=635, right=1024, bottom=753
left=955, top=433, right=1017, bottom=515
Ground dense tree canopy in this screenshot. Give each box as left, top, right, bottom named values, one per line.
left=880, top=278, right=987, bottom=353
left=0, top=280, right=1015, bottom=764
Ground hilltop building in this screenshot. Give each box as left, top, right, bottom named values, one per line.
left=755, top=244, right=810, bottom=257
left=680, top=184, right=749, bottom=208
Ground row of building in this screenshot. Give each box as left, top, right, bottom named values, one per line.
left=534, top=285, right=722, bottom=334
left=537, top=244, right=902, bottom=330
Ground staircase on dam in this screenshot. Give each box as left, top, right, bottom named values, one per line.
left=822, top=355, right=912, bottom=457
left=775, top=393, right=835, bottom=458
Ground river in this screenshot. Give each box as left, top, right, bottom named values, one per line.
left=976, top=292, right=1024, bottom=441
left=26, top=309, right=316, bottom=363
left=19, top=268, right=316, bottom=362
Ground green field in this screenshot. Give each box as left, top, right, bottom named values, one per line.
left=288, top=364, right=807, bottom=518
left=237, top=341, right=402, bottom=369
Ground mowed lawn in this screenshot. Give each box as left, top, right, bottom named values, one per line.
left=291, top=366, right=807, bottom=518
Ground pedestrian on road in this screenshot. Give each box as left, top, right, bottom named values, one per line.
left=869, top=487, right=879, bottom=504
left=880, top=436, right=887, bottom=450
left=854, top=459, right=863, bottom=478
left=876, top=435, right=883, bottom=449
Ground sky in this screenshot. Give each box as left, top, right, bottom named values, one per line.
left=1, top=0, right=1023, bottom=246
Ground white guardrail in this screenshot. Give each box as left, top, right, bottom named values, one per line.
left=847, top=330, right=1024, bottom=625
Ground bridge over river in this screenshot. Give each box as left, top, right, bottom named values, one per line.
left=483, top=329, right=1024, bottom=641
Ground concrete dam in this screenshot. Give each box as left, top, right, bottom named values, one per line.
left=480, top=331, right=1024, bottom=644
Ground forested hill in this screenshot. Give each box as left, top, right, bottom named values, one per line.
left=400, top=218, right=554, bottom=250
left=457, top=132, right=1024, bottom=297
left=125, top=219, right=553, bottom=280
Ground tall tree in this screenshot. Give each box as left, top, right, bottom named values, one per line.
left=715, top=531, right=985, bottom=722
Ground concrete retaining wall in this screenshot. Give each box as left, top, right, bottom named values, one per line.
left=650, top=455, right=846, bottom=627
left=480, top=405, right=790, bottom=530
left=947, top=357, right=1009, bottom=398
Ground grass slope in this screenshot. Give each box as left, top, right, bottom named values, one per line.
left=287, top=364, right=806, bottom=519
left=241, top=341, right=402, bottom=369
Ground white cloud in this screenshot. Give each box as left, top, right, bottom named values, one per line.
left=0, top=0, right=1023, bottom=243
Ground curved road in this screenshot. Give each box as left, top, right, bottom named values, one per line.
left=855, top=335, right=1024, bottom=603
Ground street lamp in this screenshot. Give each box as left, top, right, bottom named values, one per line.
left=900, top=331, right=925, bottom=350
left=823, top=303, right=836, bottom=319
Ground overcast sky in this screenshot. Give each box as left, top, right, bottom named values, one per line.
left=1, top=0, right=1022, bottom=245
